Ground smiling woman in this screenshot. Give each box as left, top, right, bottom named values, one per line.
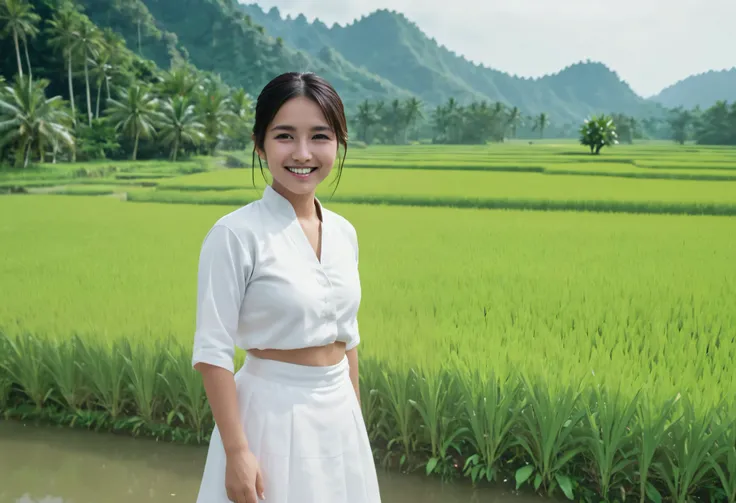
left=192, top=72, right=381, bottom=503
left=250, top=72, right=349, bottom=197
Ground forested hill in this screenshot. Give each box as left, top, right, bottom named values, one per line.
left=650, top=68, right=736, bottom=110
left=70, top=0, right=410, bottom=105
left=238, top=4, right=664, bottom=123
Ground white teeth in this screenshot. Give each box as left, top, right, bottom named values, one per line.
left=287, top=167, right=314, bottom=175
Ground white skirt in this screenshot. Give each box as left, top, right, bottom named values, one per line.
left=195, top=355, right=382, bottom=503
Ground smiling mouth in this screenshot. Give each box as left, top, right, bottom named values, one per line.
left=286, top=166, right=318, bottom=176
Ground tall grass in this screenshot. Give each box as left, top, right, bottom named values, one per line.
left=1, top=333, right=735, bottom=502
left=2, top=142, right=736, bottom=501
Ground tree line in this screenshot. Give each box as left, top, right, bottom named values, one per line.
left=351, top=97, right=553, bottom=145
left=0, top=0, right=253, bottom=168
left=350, top=97, right=736, bottom=147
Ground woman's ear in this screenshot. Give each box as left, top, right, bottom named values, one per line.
left=252, top=135, right=265, bottom=161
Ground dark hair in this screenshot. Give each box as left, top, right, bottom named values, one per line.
left=251, top=72, right=348, bottom=195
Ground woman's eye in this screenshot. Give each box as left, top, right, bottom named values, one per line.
left=275, top=133, right=292, bottom=139
left=313, top=134, right=330, bottom=140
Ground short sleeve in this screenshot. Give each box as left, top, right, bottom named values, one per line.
left=191, top=224, right=251, bottom=373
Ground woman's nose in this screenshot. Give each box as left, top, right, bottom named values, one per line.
left=292, top=141, right=312, bottom=162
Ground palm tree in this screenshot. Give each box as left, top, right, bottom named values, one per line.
left=97, top=28, right=126, bottom=99
left=71, top=18, right=103, bottom=126
left=532, top=112, right=550, bottom=138
left=89, top=45, right=113, bottom=118
left=227, top=87, right=253, bottom=149
left=491, top=101, right=506, bottom=141
left=387, top=99, right=405, bottom=144
left=431, top=103, right=449, bottom=143
left=507, top=106, right=522, bottom=138
left=196, top=77, right=234, bottom=155
left=354, top=100, right=378, bottom=143
left=403, top=97, right=423, bottom=142
left=157, top=63, right=200, bottom=98
left=0, top=75, right=75, bottom=168
left=46, top=2, right=81, bottom=126
left=105, top=84, right=160, bottom=160
left=0, top=0, right=41, bottom=80
left=158, top=95, right=205, bottom=161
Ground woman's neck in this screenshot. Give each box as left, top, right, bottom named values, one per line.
left=272, top=182, right=320, bottom=221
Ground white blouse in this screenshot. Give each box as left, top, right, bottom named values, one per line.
left=191, top=185, right=362, bottom=374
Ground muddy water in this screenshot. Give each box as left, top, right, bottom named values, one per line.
left=0, top=420, right=546, bottom=503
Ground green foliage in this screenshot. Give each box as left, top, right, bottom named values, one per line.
left=75, top=118, right=121, bottom=160
left=1, top=186, right=736, bottom=500
left=0, top=0, right=256, bottom=167
left=0, top=74, right=75, bottom=167
left=2, top=0, right=735, bottom=158
left=694, top=100, right=736, bottom=146
left=1, top=140, right=736, bottom=498
left=579, top=114, right=619, bottom=154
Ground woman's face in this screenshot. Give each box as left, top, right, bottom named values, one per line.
left=257, top=96, right=338, bottom=198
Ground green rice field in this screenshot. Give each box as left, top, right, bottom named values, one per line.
left=2, top=142, right=736, bottom=502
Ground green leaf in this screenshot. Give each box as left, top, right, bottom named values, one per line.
left=534, top=473, right=543, bottom=490
left=555, top=473, right=574, bottom=500
left=425, top=457, right=438, bottom=475
left=646, top=481, right=662, bottom=503
left=515, top=465, right=534, bottom=489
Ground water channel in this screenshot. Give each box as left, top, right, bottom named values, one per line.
left=0, top=420, right=550, bottom=503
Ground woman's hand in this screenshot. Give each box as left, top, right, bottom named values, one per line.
left=225, top=446, right=265, bottom=503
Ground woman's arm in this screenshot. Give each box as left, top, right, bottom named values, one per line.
left=346, top=346, right=360, bottom=406
left=196, top=363, right=249, bottom=454
left=192, top=224, right=252, bottom=451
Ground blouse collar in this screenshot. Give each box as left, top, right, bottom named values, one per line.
left=262, top=184, right=325, bottom=222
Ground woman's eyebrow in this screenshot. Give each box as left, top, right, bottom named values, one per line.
left=269, top=124, right=332, bottom=132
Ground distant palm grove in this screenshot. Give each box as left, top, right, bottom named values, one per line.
left=1, top=0, right=735, bottom=168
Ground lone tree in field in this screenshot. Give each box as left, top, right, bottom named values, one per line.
left=579, top=114, right=618, bottom=154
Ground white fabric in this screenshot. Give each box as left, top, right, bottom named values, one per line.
left=195, top=355, right=382, bottom=502
left=191, top=185, right=362, bottom=373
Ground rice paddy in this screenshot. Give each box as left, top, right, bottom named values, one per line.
left=1, top=142, right=736, bottom=502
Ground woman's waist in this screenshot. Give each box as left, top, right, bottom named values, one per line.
left=246, top=340, right=347, bottom=367
left=238, top=345, right=349, bottom=390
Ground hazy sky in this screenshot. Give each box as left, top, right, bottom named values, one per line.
left=241, top=0, right=735, bottom=97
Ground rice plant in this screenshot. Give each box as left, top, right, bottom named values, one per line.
left=2, top=142, right=736, bottom=500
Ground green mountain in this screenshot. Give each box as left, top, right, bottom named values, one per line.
left=239, top=4, right=664, bottom=123
left=72, top=0, right=410, bottom=106
left=650, top=68, right=736, bottom=109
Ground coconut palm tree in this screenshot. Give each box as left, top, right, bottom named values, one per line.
left=532, top=112, right=550, bottom=138
left=158, top=95, right=205, bottom=161
left=403, top=97, right=423, bottom=142
left=89, top=45, right=113, bottom=118
left=46, top=1, right=81, bottom=126
left=226, top=87, right=253, bottom=149
left=105, top=83, right=160, bottom=161
left=156, top=63, right=200, bottom=99
left=0, top=0, right=41, bottom=80
left=507, top=106, right=523, bottom=138
left=354, top=100, right=378, bottom=143
left=196, top=77, right=234, bottom=155
left=0, top=75, right=75, bottom=168
left=71, top=18, right=103, bottom=126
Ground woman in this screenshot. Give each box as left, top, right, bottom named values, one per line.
left=191, top=72, right=382, bottom=503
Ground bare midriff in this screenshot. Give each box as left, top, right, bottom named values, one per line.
left=247, top=341, right=347, bottom=367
